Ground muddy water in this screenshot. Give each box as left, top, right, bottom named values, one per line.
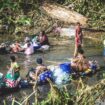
left=0, top=37, right=104, bottom=74
left=0, top=34, right=105, bottom=104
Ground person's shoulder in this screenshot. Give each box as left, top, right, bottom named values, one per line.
left=75, top=26, right=78, bottom=29
left=14, top=61, right=18, bottom=64
left=36, top=66, right=41, bottom=70
left=14, top=62, right=19, bottom=67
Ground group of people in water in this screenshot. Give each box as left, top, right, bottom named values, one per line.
left=4, top=55, right=49, bottom=87
left=0, top=31, right=50, bottom=87
left=10, top=31, right=49, bottom=55
left=0, top=22, right=100, bottom=88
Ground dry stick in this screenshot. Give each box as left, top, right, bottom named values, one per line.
left=25, top=99, right=30, bottom=105
left=3, top=100, right=6, bottom=105
left=33, top=76, right=39, bottom=105
left=12, top=98, right=15, bottom=105
left=77, top=79, right=105, bottom=104
left=21, top=78, right=38, bottom=105
left=13, top=100, right=22, bottom=105
left=21, top=90, right=36, bottom=105
left=22, top=91, right=30, bottom=105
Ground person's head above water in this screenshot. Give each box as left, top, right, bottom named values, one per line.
left=24, top=36, right=30, bottom=43
left=27, top=42, right=31, bottom=47
left=36, top=58, right=43, bottom=64
left=39, top=31, right=46, bottom=37
left=76, top=22, right=81, bottom=26
left=10, top=55, right=16, bottom=62
left=42, top=31, right=45, bottom=35
left=78, top=48, right=84, bottom=55
left=77, top=22, right=80, bottom=24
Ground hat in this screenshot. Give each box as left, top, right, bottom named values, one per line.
left=36, top=58, right=43, bottom=64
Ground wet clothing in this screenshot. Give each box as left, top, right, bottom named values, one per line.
left=24, top=37, right=30, bottom=43
left=26, top=64, right=48, bottom=81
left=11, top=43, right=21, bottom=53
left=74, top=25, right=83, bottom=57
left=39, top=35, right=49, bottom=46
left=32, top=36, right=41, bottom=51
left=5, top=69, right=20, bottom=87
left=24, top=42, right=34, bottom=55
left=32, top=36, right=38, bottom=43
left=5, top=70, right=20, bottom=81
left=36, top=64, right=47, bottom=76
left=5, top=62, right=20, bottom=87
left=75, top=26, right=83, bottom=47
left=5, top=71, right=20, bottom=87
left=11, top=62, right=19, bottom=70
left=24, top=45, right=34, bottom=55
left=0, top=47, right=8, bottom=54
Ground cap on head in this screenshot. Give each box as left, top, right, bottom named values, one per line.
left=36, top=58, right=43, bottom=64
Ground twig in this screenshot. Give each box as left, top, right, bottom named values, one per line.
left=3, top=100, right=6, bottom=105
left=21, top=90, right=36, bottom=105
left=14, top=100, right=22, bottom=105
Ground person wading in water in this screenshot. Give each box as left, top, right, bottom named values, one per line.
left=74, top=22, right=83, bottom=57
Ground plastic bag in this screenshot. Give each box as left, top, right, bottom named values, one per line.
left=59, top=63, right=71, bottom=73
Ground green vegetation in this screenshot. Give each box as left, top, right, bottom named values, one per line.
left=2, top=77, right=105, bottom=105
left=0, top=0, right=105, bottom=35
left=0, top=0, right=41, bottom=34
left=62, top=0, right=105, bottom=29
left=0, top=1, right=105, bottom=104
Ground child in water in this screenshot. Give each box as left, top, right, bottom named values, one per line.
left=5, top=56, right=20, bottom=87
left=35, top=58, right=47, bottom=76
left=27, top=58, right=47, bottom=81
left=10, top=41, right=22, bottom=53
left=24, top=42, right=34, bottom=55
left=7, top=56, right=20, bottom=75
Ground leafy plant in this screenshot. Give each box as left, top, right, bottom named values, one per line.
left=17, top=17, right=32, bottom=25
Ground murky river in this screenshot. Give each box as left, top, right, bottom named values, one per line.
left=0, top=33, right=105, bottom=104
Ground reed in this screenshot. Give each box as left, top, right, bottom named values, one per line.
left=2, top=77, right=105, bottom=105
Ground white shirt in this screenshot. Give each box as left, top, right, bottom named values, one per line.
left=25, top=44, right=34, bottom=55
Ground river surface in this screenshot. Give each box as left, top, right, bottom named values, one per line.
left=0, top=33, right=105, bottom=104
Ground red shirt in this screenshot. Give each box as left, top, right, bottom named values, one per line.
left=75, top=26, right=82, bottom=47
